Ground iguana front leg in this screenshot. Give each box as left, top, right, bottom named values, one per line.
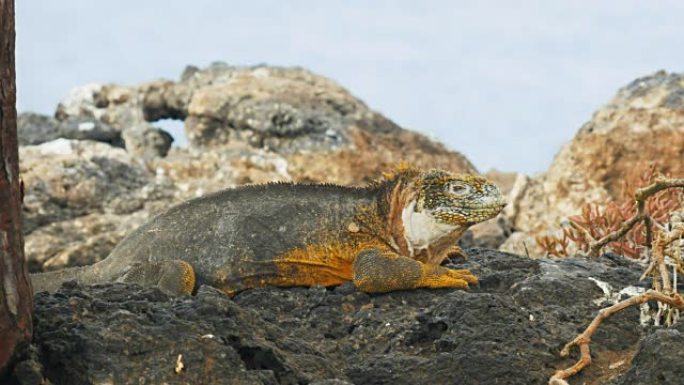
left=352, top=249, right=478, bottom=293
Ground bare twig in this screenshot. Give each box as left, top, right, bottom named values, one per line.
left=635, top=177, right=684, bottom=202
left=588, top=213, right=644, bottom=256
left=549, top=290, right=684, bottom=385
left=644, top=216, right=654, bottom=250
left=550, top=178, right=684, bottom=385
left=568, top=221, right=593, bottom=252
left=641, top=224, right=684, bottom=294
left=587, top=177, right=684, bottom=256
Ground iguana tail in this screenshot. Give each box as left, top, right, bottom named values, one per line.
left=30, top=265, right=99, bottom=294
left=30, top=259, right=196, bottom=296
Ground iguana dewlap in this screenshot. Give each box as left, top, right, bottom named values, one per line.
left=31, top=167, right=506, bottom=295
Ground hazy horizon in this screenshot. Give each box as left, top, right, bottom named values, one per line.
left=16, top=1, right=684, bottom=174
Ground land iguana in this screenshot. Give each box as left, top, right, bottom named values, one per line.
left=31, top=166, right=506, bottom=295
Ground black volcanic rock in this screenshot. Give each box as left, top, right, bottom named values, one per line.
left=613, top=322, right=684, bottom=385
left=9, top=250, right=669, bottom=385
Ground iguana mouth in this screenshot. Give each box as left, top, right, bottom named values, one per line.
left=464, top=209, right=504, bottom=224
left=463, top=200, right=507, bottom=211
left=468, top=200, right=506, bottom=219
left=463, top=195, right=506, bottom=212
left=432, top=199, right=506, bottom=226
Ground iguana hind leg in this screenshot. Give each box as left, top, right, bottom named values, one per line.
left=119, top=260, right=196, bottom=295
left=352, top=249, right=478, bottom=293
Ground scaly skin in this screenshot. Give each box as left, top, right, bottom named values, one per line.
left=31, top=166, right=506, bottom=295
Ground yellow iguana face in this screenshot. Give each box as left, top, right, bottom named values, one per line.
left=415, top=171, right=506, bottom=226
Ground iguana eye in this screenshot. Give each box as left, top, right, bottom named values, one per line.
left=446, top=183, right=469, bottom=195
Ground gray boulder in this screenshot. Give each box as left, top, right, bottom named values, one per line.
left=20, top=139, right=175, bottom=271
left=53, top=63, right=476, bottom=180
left=18, top=112, right=123, bottom=146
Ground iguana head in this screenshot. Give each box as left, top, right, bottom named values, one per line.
left=369, top=166, right=506, bottom=259
left=415, top=170, right=506, bottom=226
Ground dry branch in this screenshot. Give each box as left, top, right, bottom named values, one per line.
left=538, top=172, right=684, bottom=259
left=549, top=178, right=684, bottom=384
left=549, top=291, right=684, bottom=385
left=640, top=222, right=684, bottom=294
left=587, top=177, right=684, bottom=256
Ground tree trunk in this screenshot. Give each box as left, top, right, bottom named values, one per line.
left=0, top=0, right=33, bottom=375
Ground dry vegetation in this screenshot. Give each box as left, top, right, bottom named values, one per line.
left=537, top=165, right=684, bottom=259
left=543, top=166, right=684, bottom=384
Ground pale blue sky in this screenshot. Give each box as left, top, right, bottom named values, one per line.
left=15, top=1, right=684, bottom=173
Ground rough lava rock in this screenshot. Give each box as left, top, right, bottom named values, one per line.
left=54, top=63, right=475, bottom=181
left=54, top=83, right=173, bottom=159
left=18, top=112, right=123, bottom=147
left=17, top=113, right=60, bottom=145
left=10, top=249, right=671, bottom=385
left=612, top=321, right=684, bottom=385
left=20, top=139, right=152, bottom=232
left=20, top=139, right=175, bottom=271
left=506, top=70, right=684, bottom=239
left=179, top=64, right=370, bottom=151
left=121, top=124, right=174, bottom=159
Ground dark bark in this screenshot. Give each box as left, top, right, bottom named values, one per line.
left=0, top=0, right=33, bottom=374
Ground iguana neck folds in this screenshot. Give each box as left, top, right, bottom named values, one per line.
left=367, top=167, right=505, bottom=265
left=401, top=199, right=460, bottom=258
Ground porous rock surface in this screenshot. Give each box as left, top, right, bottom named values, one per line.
left=53, top=62, right=475, bottom=180
left=10, top=249, right=673, bottom=385
left=505, top=70, right=684, bottom=240
left=17, top=112, right=123, bottom=147
left=19, top=139, right=175, bottom=271
left=611, top=322, right=684, bottom=385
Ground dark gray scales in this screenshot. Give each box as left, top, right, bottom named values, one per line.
left=33, top=183, right=375, bottom=293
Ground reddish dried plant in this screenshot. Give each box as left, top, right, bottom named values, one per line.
left=537, top=165, right=684, bottom=258
left=547, top=170, right=684, bottom=384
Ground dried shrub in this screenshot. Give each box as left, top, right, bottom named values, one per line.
left=537, top=164, right=684, bottom=258
left=548, top=172, right=684, bottom=385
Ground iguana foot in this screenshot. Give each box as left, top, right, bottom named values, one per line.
left=419, top=264, right=479, bottom=289
left=444, top=268, right=478, bottom=285
left=119, top=260, right=196, bottom=295
left=446, top=245, right=468, bottom=260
